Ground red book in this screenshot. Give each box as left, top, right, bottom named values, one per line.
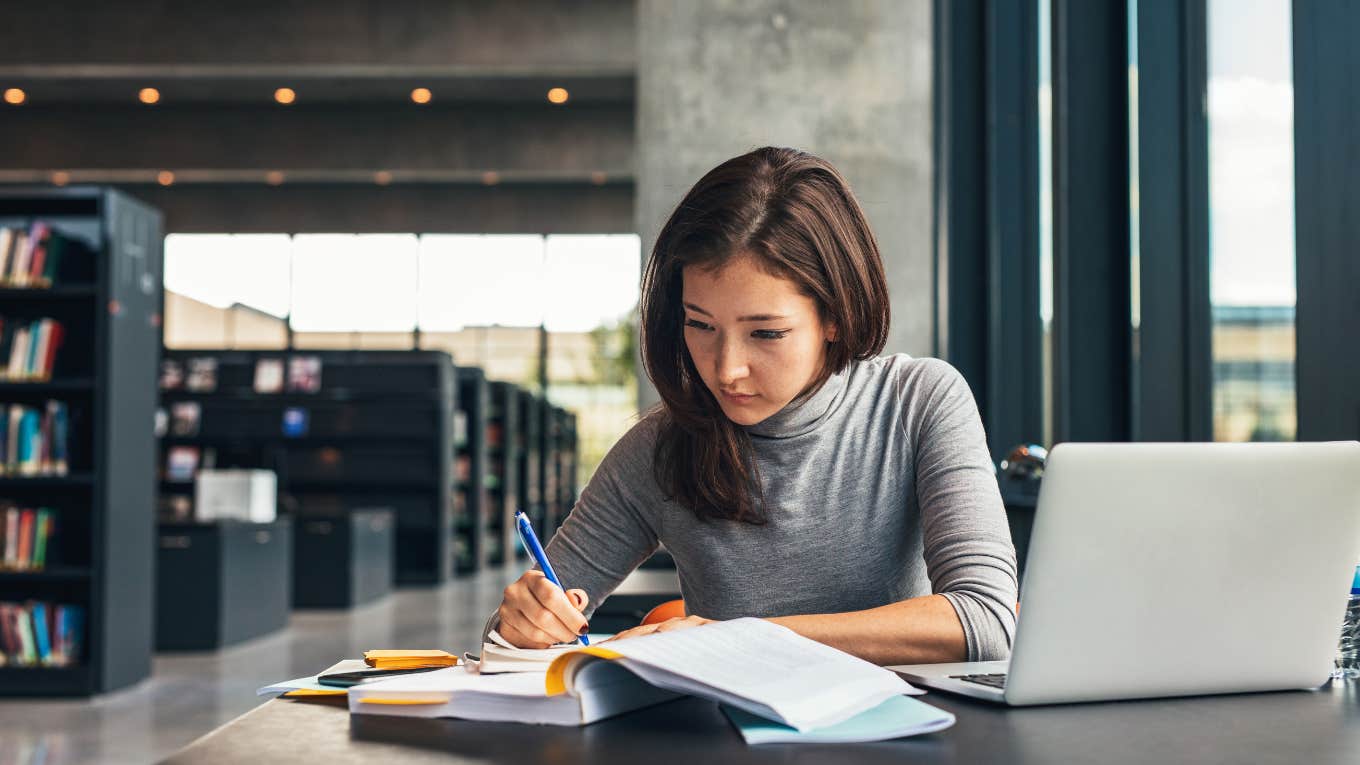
left=41, top=321, right=63, bottom=380
left=16, top=509, right=34, bottom=568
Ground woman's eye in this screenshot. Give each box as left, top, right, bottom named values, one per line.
left=752, top=329, right=791, bottom=340
left=684, top=318, right=713, bottom=331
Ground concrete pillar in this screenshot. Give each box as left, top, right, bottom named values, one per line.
left=635, top=0, right=934, bottom=411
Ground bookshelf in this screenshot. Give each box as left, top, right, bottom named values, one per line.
left=546, top=406, right=579, bottom=538
left=0, top=186, right=162, bottom=696
left=453, top=366, right=488, bottom=576
left=484, top=381, right=520, bottom=567
left=516, top=389, right=545, bottom=548
left=157, top=349, right=456, bottom=586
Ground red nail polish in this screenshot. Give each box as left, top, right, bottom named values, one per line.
left=579, top=624, right=590, bottom=636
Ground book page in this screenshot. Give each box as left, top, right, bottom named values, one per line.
left=599, top=617, right=917, bottom=730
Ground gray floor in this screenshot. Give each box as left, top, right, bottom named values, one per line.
left=0, top=567, right=521, bottom=765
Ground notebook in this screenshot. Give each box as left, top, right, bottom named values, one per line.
left=351, top=618, right=923, bottom=733
left=469, top=629, right=588, bottom=674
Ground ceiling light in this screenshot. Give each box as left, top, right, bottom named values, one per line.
left=3, top=88, right=25, bottom=105
left=157, top=171, right=175, bottom=186
left=410, top=87, right=432, bottom=104
left=265, top=171, right=285, bottom=186
left=547, top=87, right=569, bottom=105
left=590, top=171, right=607, bottom=185
left=481, top=171, right=500, bottom=186
left=374, top=171, right=392, bottom=186
left=274, top=87, right=296, bottom=105
left=51, top=171, right=70, bottom=187
left=138, top=87, right=160, bottom=104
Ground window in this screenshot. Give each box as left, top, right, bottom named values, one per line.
left=1207, top=0, right=1296, bottom=441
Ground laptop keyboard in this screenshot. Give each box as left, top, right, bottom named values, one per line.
left=950, top=673, right=1008, bottom=689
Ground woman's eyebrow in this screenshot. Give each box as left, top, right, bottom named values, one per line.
left=683, top=302, right=788, bottom=322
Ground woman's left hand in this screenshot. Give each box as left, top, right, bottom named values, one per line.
left=601, top=615, right=714, bottom=643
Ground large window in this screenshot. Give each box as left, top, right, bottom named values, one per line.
left=163, top=232, right=642, bottom=481
left=1207, top=0, right=1296, bottom=441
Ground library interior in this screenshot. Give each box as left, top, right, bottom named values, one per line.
left=1, top=2, right=1359, bottom=763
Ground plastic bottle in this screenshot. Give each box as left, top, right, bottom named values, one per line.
left=1333, top=564, right=1360, bottom=680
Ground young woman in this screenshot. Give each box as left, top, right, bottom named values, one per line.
left=493, top=147, right=1017, bottom=665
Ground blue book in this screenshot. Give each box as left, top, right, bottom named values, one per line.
left=30, top=602, right=51, bottom=664
left=50, top=401, right=67, bottom=473
left=18, top=408, right=39, bottom=474
left=722, top=694, right=955, bottom=745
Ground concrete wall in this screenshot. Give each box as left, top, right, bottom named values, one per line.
left=635, top=0, right=935, bottom=408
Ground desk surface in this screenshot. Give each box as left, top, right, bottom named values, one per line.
left=167, top=680, right=1360, bottom=764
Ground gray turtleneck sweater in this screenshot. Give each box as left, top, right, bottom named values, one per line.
left=540, top=354, right=1018, bottom=662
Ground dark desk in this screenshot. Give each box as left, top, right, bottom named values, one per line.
left=165, top=680, right=1360, bottom=764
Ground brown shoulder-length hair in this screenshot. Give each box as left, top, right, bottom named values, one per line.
left=640, top=147, right=890, bottom=525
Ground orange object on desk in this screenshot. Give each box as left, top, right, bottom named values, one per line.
left=363, top=649, right=458, bottom=669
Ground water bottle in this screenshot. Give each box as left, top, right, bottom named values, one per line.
left=1333, top=564, right=1360, bottom=680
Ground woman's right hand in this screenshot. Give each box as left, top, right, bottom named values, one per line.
left=497, top=570, right=590, bottom=648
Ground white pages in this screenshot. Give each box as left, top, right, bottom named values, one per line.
left=471, top=629, right=583, bottom=674
left=347, top=665, right=679, bottom=726
left=351, top=618, right=921, bottom=733
left=562, top=617, right=923, bottom=732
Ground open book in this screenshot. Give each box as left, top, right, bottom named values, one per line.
left=351, top=618, right=927, bottom=735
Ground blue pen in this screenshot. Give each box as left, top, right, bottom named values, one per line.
left=514, top=511, right=590, bottom=646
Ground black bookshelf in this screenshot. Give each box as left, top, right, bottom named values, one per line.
left=156, top=349, right=456, bottom=586
left=546, top=406, right=579, bottom=538
left=484, top=381, right=520, bottom=567
left=0, top=186, right=162, bottom=696
left=516, top=389, right=545, bottom=551
left=453, top=367, right=488, bottom=576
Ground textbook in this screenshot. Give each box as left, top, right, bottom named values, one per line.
left=350, top=618, right=925, bottom=733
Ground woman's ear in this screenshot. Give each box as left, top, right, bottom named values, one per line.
left=825, top=323, right=838, bottom=343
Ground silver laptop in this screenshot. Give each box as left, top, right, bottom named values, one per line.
left=892, top=441, right=1360, bottom=705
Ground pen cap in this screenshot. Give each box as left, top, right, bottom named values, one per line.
left=1352, top=564, right=1360, bottom=596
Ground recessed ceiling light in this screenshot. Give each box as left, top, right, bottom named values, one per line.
left=374, top=171, right=393, bottom=186
left=157, top=171, right=175, bottom=186
left=265, top=171, right=285, bottom=186
left=590, top=171, right=607, bottom=185
left=51, top=171, right=70, bottom=187
left=410, top=87, right=432, bottom=104
left=139, top=88, right=160, bottom=105
left=274, top=87, right=296, bottom=105
left=3, top=88, right=25, bottom=105
left=482, top=171, right=500, bottom=186
left=547, top=87, right=569, bottom=105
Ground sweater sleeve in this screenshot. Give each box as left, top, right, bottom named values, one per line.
left=905, top=359, right=1019, bottom=661
left=481, top=414, right=662, bottom=643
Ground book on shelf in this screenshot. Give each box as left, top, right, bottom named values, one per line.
left=159, top=358, right=184, bottom=391
left=3, top=506, right=56, bottom=570
left=169, top=402, right=201, bottom=437
left=0, top=601, right=84, bottom=667
left=281, top=406, right=309, bottom=438
left=253, top=358, right=284, bottom=394
left=185, top=357, right=218, bottom=392
left=165, top=446, right=200, bottom=483
left=0, top=400, right=70, bottom=476
left=0, top=222, right=72, bottom=289
left=287, top=356, right=322, bottom=393
left=0, top=317, right=65, bottom=381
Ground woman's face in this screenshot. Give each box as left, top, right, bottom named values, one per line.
left=681, top=255, right=835, bottom=426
